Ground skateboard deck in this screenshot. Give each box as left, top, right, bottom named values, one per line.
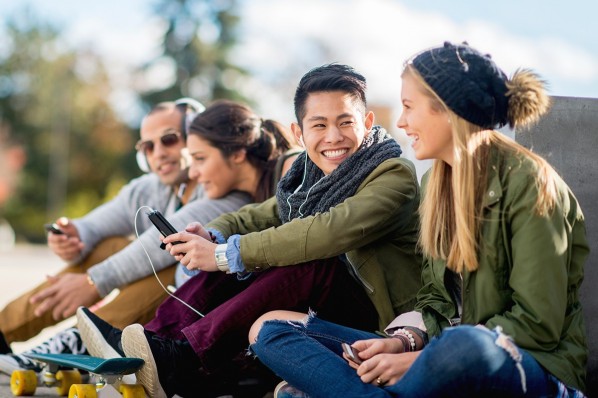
left=24, top=353, right=144, bottom=376
left=11, top=353, right=145, bottom=397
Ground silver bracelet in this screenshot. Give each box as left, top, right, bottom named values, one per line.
left=214, top=244, right=230, bottom=273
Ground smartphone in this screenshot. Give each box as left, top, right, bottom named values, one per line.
left=341, top=342, right=362, bottom=365
left=147, top=210, right=183, bottom=249
left=44, top=223, right=64, bottom=235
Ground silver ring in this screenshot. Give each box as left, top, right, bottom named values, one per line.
left=376, top=377, right=386, bottom=386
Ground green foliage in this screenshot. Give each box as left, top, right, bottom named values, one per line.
left=139, top=0, right=250, bottom=108
left=1, top=1, right=247, bottom=243
left=0, top=9, right=139, bottom=242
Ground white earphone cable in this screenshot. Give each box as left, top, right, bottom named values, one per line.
left=287, top=153, right=309, bottom=220
left=134, top=206, right=204, bottom=317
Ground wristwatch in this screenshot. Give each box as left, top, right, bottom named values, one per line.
left=214, top=244, right=231, bottom=273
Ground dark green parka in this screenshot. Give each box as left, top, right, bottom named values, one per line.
left=416, top=145, right=589, bottom=391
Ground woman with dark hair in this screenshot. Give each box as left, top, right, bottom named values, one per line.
left=184, top=99, right=296, bottom=204
left=169, top=99, right=300, bottom=286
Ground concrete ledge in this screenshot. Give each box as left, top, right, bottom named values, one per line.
left=517, top=96, right=598, bottom=395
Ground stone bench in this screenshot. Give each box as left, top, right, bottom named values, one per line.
left=517, top=96, right=598, bottom=396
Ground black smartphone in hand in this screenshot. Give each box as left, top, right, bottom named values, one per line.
left=147, top=210, right=184, bottom=249
left=342, top=342, right=362, bottom=365
left=44, top=223, right=64, bottom=235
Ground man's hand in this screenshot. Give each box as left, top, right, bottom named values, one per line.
left=162, top=222, right=218, bottom=272
left=29, top=273, right=100, bottom=320
left=47, top=217, right=84, bottom=262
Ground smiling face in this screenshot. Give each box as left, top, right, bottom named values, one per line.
left=187, top=135, right=242, bottom=199
left=292, top=91, right=373, bottom=175
left=397, top=71, right=454, bottom=165
left=139, top=109, right=186, bottom=186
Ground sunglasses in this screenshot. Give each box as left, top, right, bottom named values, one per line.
left=135, top=131, right=183, bottom=155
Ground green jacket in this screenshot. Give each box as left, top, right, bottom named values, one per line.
left=208, top=158, right=423, bottom=330
left=415, top=146, right=589, bottom=391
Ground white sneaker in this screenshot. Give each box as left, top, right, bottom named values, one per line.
left=122, top=324, right=167, bottom=398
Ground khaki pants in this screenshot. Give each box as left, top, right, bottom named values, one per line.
left=0, top=237, right=176, bottom=343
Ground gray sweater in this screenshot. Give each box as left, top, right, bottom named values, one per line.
left=71, top=173, right=252, bottom=296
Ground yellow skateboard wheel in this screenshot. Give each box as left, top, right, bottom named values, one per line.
left=56, top=370, right=82, bottom=396
left=10, top=369, right=37, bottom=396
left=68, top=384, right=97, bottom=398
left=119, top=383, right=146, bottom=398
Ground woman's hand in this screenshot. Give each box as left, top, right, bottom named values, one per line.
left=344, top=338, right=420, bottom=387
left=352, top=337, right=405, bottom=358
left=357, top=351, right=421, bottom=387
left=162, top=222, right=218, bottom=272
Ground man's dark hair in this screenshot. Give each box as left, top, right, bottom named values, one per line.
left=294, top=64, right=367, bottom=127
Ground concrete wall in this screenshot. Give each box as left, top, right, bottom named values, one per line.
left=517, top=96, right=598, bottom=396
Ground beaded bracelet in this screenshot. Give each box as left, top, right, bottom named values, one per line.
left=393, top=334, right=412, bottom=352
left=392, top=328, right=416, bottom=351
left=405, top=326, right=429, bottom=347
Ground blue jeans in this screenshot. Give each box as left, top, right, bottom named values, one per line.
left=251, top=317, right=557, bottom=397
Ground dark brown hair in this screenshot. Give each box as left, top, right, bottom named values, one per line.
left=188, top=99, right=295, bottom=201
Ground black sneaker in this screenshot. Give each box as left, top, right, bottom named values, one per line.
left=122, top=324, right=199, bottom=398
left=76, top=306, right=124, bottom=358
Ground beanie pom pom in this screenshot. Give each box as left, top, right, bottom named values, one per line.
left=506, top=69, right=551, bottom=129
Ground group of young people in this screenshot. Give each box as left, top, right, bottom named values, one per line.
left=0, top=41, right=590, bottom=398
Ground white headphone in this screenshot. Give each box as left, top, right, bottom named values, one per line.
left=136, top=98, right=206, bottom=173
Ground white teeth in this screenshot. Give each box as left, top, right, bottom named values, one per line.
left=323, top=149, right=348, bottom=158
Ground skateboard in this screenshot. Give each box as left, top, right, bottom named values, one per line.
left=10, top=353, right=145, bottom=397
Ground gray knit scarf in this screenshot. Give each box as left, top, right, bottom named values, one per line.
left=276, top=126, right=402, bottom=223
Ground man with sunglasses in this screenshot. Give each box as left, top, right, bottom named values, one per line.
left=0, top=100, right=252, bottom=368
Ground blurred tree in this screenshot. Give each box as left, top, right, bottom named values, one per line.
left=0, top=9, right=138, bottom=242
left=137, top=0, right=250, bottom=108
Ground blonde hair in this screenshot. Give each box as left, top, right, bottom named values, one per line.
left=405, top=65, right=559, bottom=273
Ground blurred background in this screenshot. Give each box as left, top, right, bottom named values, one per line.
left=0, top=0, right=597, bottom=247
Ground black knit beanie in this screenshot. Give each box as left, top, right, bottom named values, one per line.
left=411, top=42, right=509, bottom=129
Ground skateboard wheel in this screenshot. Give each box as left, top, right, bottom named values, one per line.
left=10, top=370, right=37, bottom=396
left=56, top=370, right=82, bottom=396
left=119, top=383, right=146, bottom=398
left=68, top=384, right=97, bottom=398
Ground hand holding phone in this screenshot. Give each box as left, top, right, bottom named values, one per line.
left=147, top=210, right=184, bottom=250
left=342, top=342, right=362, bottom=365
left=44, top=223, right=65, bottom=235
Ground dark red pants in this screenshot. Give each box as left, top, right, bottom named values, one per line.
left=144, top=258, right=377, bottom=373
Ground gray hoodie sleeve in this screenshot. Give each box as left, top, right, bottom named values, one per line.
left=87, top=191, right=252, bottom=297
left=71, top=174, right=173, bottom=263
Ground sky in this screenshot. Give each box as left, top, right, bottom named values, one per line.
left=1, top=0, right=597, bottom=175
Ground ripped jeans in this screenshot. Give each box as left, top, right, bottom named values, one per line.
left=252, top=317, right=558, bottom=397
